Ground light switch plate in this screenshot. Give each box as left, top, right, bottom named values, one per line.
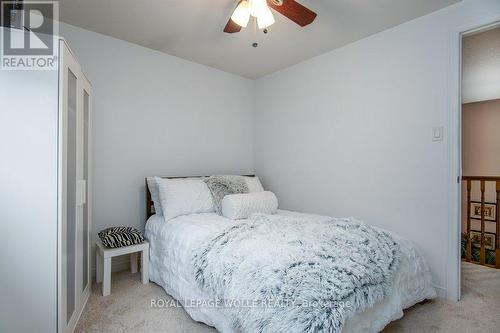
left=432, top=126, right=444, bottom=142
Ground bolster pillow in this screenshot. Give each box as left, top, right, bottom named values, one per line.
left=221, top=191, right=278, bottom=220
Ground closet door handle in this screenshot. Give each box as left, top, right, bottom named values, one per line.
left=81, top=180, right=86, bottom=205
left=76, top=180, right=87, bottom=206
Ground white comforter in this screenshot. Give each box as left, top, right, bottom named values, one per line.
left=145, top=210, right=436, bottom=333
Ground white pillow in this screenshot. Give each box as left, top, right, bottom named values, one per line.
left=221, top=191, right=278, bottom=220
left=156, top=177, right=214, bottom=221
left=245, top=176, right=264, bottom=192
left=146, top=177, right=163, bottom=216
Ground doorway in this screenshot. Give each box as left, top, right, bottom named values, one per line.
left=460, top=23, right=500, bottom=297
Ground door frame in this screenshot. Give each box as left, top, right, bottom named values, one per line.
left=448, top=17, right=500, bottom=302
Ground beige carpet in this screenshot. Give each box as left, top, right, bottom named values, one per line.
left=76, top=262, right=500, bottom=333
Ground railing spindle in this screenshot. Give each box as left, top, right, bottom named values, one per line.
left=496, top=181, right=500, bottom=269
left=466, top=179, right=472, bottom=262
left=462, top=176, right=500, bottom=269
left=480, top=180, right=486, bottom=265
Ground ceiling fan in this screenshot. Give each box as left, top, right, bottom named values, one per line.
left=224, top=0, right=317, bottom=33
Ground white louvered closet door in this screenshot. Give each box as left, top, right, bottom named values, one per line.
left=59, top=39, right=92, bottom=333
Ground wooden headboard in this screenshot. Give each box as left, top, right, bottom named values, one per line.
left=145, top=175, right=255, bottom=220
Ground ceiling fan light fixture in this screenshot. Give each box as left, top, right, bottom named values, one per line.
left=257, top=6, right=275, bottom=29
left=249, top=0, right=268, bottom=18
left=231, top=0, right=250, bottom=28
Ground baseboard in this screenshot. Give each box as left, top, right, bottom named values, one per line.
left=65, top=285, right=90, bottom=333
left=91, top=255, right=133, bottom=277
left=433, top=284, right=447, bottom=298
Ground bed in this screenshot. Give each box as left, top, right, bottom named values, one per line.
left=144, top=177, right=436, bottom=333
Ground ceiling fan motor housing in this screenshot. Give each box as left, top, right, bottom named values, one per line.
left=269, top=0, right=284, bottom=6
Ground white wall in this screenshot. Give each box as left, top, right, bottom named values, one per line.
left=462, top=99, right=500, bottom=176
left=59, top=23, right=255, bottom=269
left=254, top=0, right=500, bottom=298
left=462, top=26, right=500, bottom=103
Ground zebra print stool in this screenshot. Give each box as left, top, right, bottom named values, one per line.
left=95, top=239, right=149, bottom=296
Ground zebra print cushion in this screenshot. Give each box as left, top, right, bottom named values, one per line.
left=98, top=227, right=145, bottom=248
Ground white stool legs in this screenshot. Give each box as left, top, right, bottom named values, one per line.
left=130, top=252, right=138, bottom=274
left=95, top=248, right=103, bottom=283
left=95, top=240, right=149, bottom=296
left=102, top=258, right=111, bottom=296
left=141, top=246, right=149, bottom=284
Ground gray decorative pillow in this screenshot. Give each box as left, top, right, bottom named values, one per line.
left=204, top=175, right=249, bottom=214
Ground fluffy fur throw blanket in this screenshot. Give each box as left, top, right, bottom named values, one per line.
left=193, top=213, right=401, bottom=333
left=204, top=175, right=249, bottom=214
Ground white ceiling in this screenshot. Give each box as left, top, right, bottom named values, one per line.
left=462, top=26, right=500, bottom=104
left=56, top=0, right=460, bottom=78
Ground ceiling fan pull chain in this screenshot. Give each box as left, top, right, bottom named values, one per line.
left=253, top=16, right=259, bottom=47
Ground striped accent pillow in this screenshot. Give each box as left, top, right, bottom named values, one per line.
left=98, top=227, right=145, bottom=248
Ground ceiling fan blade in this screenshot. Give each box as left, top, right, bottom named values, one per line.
left=267, top=0, right=317, bottom=27
left=223, top=1, right=243, bottom=33
left=224, top=18, right=242, bottom=33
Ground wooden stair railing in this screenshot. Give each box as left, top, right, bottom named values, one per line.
left=462, top=176, right=500, bottom=269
